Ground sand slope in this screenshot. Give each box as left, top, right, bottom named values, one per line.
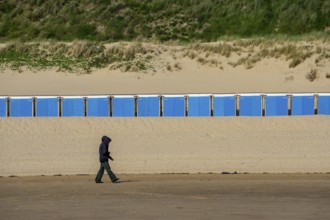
left=0, top=58, right=330, bottom=96
left=1, top=116, right=329, bottom=176
left=1, top=41, right=330, bottom=96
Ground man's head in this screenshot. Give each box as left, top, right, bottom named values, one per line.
left=101, top=136, right=111, bottom=144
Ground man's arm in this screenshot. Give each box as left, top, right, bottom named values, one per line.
left=103, top=151, right=114, bottom=161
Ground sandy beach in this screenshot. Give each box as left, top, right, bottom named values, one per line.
left=1, top=116, right=330, bottom=176
left=1, top=174, right=330, bottom=220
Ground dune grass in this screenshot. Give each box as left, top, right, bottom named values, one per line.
left=0, top=42, right=108, bottom=73
left=0, top=37, right=329, bottom=73
left=0, top=41, right=154, bottom=73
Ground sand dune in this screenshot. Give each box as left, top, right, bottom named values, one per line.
left=0, top=41, right=330, bottom=96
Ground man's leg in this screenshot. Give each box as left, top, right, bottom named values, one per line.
left=102, top=162, right=119, bottom=182
left=95, top=163, right=105, bottom=183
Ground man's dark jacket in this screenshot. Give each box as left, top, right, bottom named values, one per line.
left=99, top=136, right=112, bottom=162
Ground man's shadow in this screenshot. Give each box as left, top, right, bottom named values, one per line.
left=113, top=179, right=139, bottom=184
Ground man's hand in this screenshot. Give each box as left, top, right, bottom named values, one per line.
left=109, top=156, right=114, bottom=161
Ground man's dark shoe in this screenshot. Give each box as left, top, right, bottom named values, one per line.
left=112, top=178, right=120, bottom=183
left=95, top=181, right=103, bottom=183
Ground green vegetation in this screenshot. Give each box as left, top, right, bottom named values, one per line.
left=0, top=0, right=329, bottom=42
left=1, top=38, right=328, bottom=73
left=0, top=0, right=329, bottom=73
left=0, top=41, right=154, bottom=73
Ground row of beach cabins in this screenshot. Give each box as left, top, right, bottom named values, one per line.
left=0, top=93, right=330, bottom=117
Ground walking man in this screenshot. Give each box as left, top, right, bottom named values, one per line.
left=95, top=136, right=119, bottom=183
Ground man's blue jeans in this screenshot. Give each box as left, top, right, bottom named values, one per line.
left=95, top=161, right=118, bottom=182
